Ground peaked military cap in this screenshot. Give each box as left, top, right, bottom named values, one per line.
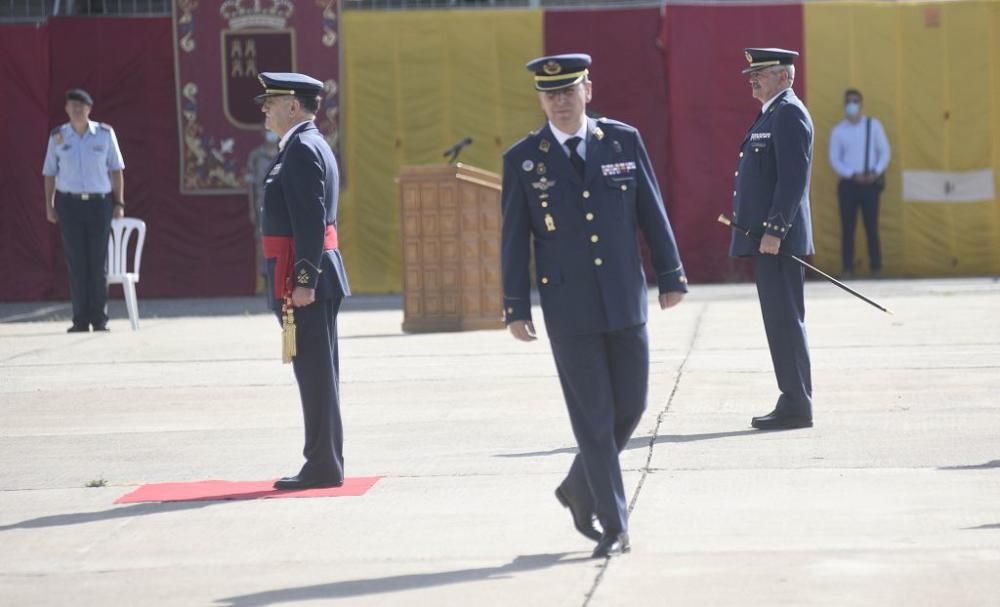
left=254, top=72, right=324, bottom=103
left=65, top=88, right=93, bottom=106
left=526, top=53, right=592, bottom=91
left=742, top=48, right=799, bottom=74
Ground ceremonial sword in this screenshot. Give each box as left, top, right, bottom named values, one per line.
left=717, top=214, right=893, bottom=315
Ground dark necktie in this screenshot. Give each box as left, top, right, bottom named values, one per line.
left=565, top=136, right=585, bottom=179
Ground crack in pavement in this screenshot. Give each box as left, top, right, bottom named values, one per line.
left=582, top=302, right=708, bottom=606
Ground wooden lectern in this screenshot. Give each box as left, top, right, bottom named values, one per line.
left=398, top=163, right=504, bottom=333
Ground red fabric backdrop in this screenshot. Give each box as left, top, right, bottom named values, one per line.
left=0, top=18, right=254, bottom=302
left=0, top=25, right=54, bottom=300
left=1, top=7, right=809, bottom=302
left=661, top=3, right=805, bottom=281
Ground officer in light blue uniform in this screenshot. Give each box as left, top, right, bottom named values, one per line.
left=42, top=88, right=126, bottom=332
left=502, top=54, right=687, bottom=558
left=256, top=72, right=351, bottom=491
left=730, top=48, right=815, bottom=430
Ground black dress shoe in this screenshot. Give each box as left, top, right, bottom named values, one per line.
left=92, top=324, right=109, bottom=332
left=273, top=475, right=343, bottom=490
left=555, top=486, right=602, bottom=541
left=67, top=325, right=89, bottom=333
left=592, top=531, right=630, bottom=558
left=751, top=411, right=813, bottom=430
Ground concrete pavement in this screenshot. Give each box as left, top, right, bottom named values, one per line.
left=1, top=278, right=998, bottom=606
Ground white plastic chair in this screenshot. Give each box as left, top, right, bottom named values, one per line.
left=107, top=217, right=147, bottom=330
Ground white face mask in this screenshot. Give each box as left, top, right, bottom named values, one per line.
left=845, top=101, right=861, bottom=117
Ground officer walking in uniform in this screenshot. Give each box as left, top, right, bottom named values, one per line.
left=42, top=88, right=126, bottom=332
left=255, top=73, right=352, bottom=489
left=730, top=48, right=816, bottom=430
left=501, top=54, right=687, bottom=558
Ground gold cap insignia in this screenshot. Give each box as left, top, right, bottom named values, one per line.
left=745, top=51, right=753, bottom=64
left=542, top=60, right=562, bottom=76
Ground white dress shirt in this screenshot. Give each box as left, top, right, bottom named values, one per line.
left=279, top=120, right=314, bottom=151
left=549, top=120, right=589, bottom=160
left=828, top=116, right=891, bottom=179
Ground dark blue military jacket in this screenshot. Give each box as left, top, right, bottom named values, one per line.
left=501, top=118, right=687, bottom=337
left=730, top=89, right=815, bottom=257
left=261, top=122, right=350, bottom=311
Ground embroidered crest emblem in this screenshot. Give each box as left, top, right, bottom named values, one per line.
left=539, top=139, right=551, bottom=153
left=297, top=269, right=309, bottom=285
left=543, top=60, right=561, bottom=75
left=522, top=160, right=534, bottom=172
left=54, top=132, right=63, bottom=145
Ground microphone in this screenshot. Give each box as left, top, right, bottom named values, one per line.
left=443, top=137, right=473, bottom=163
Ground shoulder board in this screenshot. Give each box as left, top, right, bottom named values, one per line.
left=98, top=123, right=113, bottom=131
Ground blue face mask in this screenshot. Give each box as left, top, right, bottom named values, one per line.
left=845, top=101, right=861, bottom=117
left=265, top=131, right=279, bottom=143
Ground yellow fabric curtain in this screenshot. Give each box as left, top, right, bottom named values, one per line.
left=339, top=10, right=544, bottom=293
left=806, top=0, right=1000, bottom=276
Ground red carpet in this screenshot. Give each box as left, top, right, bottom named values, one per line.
left=115, top=477, right=381, bottom=504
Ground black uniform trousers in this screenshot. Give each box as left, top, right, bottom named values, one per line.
left=281, top=296, right=345, bottom=483
left=753, top=255, right=813, bottom=418
left=549, top=323, right=649, bottom=535
left=56, top=193, right=112, bottom=329
left=837, top=179, right=882, bottom=273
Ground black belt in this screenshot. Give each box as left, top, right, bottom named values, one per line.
left=58, top=191, right=110, bottom=200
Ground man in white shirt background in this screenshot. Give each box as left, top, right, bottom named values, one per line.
left=828, top=88, right=891, bottom=277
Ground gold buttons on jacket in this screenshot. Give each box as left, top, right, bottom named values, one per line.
left=739, top=152, right=744, bottom=158
left=541, top=201, right=549, bottom=208
left=586, top=212, right=595, bottom=221
left=590, top=234, right=599, bottom=243
left=734, top=171, right=739, bottom=177
left=541, top=277, right=549, bottom=285
left=594, top=258, right=603, bottom=266
left=620, top=184, right=628, bottom=191
left=583, top=190, right=591, bottom=199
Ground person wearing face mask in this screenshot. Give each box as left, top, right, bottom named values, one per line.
left=246, top=128, right=280, bottom=293
left=828, top=89, right=891, bottom=277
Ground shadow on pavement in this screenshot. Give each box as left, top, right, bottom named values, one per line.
left=495, top=429, right=759, bottom=458
left=0, top=295, right=403, bottom=323
left=214, top=552, right=592, bottom=606
left=0, top=501, right=217, bottom=531
left=963, top=523, right=1000, bottom=530
left=938, top=460, right=1000, bottom=471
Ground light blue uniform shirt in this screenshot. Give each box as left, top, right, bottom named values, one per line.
left=828, top=115, right=890, bottom=179
left=42, top=120, right=125, bottom=194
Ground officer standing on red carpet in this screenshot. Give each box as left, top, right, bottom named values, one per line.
left=256, top=72, right=351, bottom=489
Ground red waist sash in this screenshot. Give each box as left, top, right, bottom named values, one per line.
left=262, top=225, right=338, bottom=300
